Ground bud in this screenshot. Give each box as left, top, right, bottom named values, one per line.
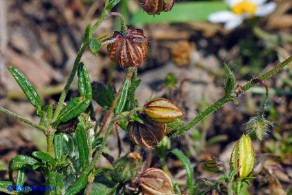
left=107, top=26, right=148, bottom=68
left=143, top=98, right=184, bottom=123
left=246, top=115, right=273, bottom=141
left=128, top=115, right=166, bottom=148
left=139, top=168, right=174, bottom=195
left=230, top=134, right=255, bottom=178
left=112, top=152, right=142, bottom=182
left=139, top=0, right=175, bottom=15
left=203, top=157, right=224, bottom=173
left=155, top=136, right=171, bottom=158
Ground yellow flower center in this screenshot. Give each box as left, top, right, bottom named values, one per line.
left=232, top=1, right=257, bottom=15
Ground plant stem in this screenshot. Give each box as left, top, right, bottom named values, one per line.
left=52, top=42, right=88, bottom=122
left=46, top=132, right=55, bottom=157
left=52, top=6, right=111, bottom=123
left=169, top=56, right=292, bottom=138
left=241, top=56, right=292, bottom=92
left=0, top=107, right=47, bottom=133
left=169, top=97, right=231, bottom=137
left=108, top=12, right=127, bottom=33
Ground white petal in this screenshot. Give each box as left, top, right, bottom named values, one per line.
left=226, top=0, right=242, bottom=7
left=224, top=16, right=244, bottom=29
left=252, top=0, right=267, bottom=6
left=255, top=2, right=277, bottom=16
left=208, top=11, right=238, bottom=23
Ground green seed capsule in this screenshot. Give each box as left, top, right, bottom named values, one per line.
left=230, top=134, right=255, bottom=178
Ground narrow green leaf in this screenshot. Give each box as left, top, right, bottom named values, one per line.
left=47, top=171, right=58, bottom=195
left=131, top=2, right=227, bottom=25
left=76, top=120, right=89, bottom=168
left=92, top=82, right=115, bottom=110
left=56, top=172, right=64, bottom=194
left=54, top=133, right=64, bottom=161
left=16, top=169, right=25, bottom=187
left=0, top=181, right=14, bottom=194
left=171, top=149, right=194, bottom=195
left=105, top=0, right=120, bottom=10
left=224, top=63, right=236, bottom=98
left=8, top=66, right=43, bottom=110
left=89, top=39, right=101, bottom=55
left=65, top=171, right=89, bottom=195
left=32, top=151, right=57, bottom=166
left=9, top=155, right=39, bottom=171
left=78, top=63, right=92, bottom=99
left=115, top=79, right=130, bottom=114
left=56, top=97, right=91, bottom=123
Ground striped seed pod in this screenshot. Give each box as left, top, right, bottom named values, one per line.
left=143, top=98, right=184, bottom=123
left=139, top=0, right=175, bottom=15
left=107, top=26, right=148, bottom=68
left=128, top=116, right=166, bottom=148
left=139, top=168, right=174, bottom=195
left=230, top=134, right=255, bottom=178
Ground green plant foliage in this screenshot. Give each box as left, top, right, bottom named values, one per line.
left=8, top=66, right=43, bottom=111
left=92, top=82, right=115, bottom=110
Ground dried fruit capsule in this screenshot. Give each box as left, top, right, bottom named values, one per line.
left=230, top=134, right=255, bottom=178
left=128, top=116, right=166, bottom=148
left=144, top=98, right=184, bottom=123
left=139, top=0, right=175, bottom=15
left=107, top=26, right=148, bottom=68
left=139, top=168, right=174, bottom=195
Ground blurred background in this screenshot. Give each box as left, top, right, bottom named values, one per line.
left=0, top=0, right=291, bottom=194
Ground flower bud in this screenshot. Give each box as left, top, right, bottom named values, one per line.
left=106, top=26, right=148, bottom=68
left=139, top=168, right=174, bottom=195
left=143, top=98, right=184, bottom=123
left=128, top=115, right=166, bottom=148
left=112, top=152, right=142, bottom=182
left=230, top=134, right=255, bottom=178
left=139, top=0, right=175, bottom=15
left=246, top=115, right=272, bottom=141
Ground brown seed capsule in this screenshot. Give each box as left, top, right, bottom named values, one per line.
left=107, top=26, right=148, bottom=68
left=139, top=0, right=175, bottom=15
left=144, top=98, right=184, bottom=123
left=139, top=168, right=174, bottom=195
left=128, top=116, right=166, bottom=148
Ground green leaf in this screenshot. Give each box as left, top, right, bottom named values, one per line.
left=56, top=172, right=64, bottom=194
left=78, top=62, right=92, bottom=99
left=76, top=119, right=89, bottom=168
left=65, top=171, right=90, bottom=195
left=115, top=79, right=130, bottom=114
left=8, top=66, right=43, bottom=111
left=47, top=171, right=58, bottom=195
left=89, top=38, right=101, bottom=55
left=87, top=175, right=118, bottom=195
left=0, top=181, right=13, bottom=194
left=54, top=133, right=64, bottom=161
left=32, top=151, right=57, bottom=166
left=105, top=0, right=120, bottom=10
left=171, top=149, right=194, bottom=195
left=131, top=2, right=227, bottom=25
left=16, top=169, right=25, bottom=187
left=224, top=63, right=236, bottom=98
left=56, top=97, right=91, bottom=123
left=9, top=155, right=39, bottom=171
left=92, top=82, right=115, bottom=110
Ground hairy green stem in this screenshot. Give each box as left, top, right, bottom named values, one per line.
left=108, top=12, right=127, bottom=33
left=241, top=56, right=292, bottom=92
left=169, top=97, right=231, bottom=137
left=0, top=107, right=47, bottom=133
left=46, top=133, right=55, bottom=157
left=52, top=42, right=88, bottom=122
left=170, top=56, right=292, bottom=137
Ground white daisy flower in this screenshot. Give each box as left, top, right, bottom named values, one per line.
left=208, top=0, right=277, bottom=30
